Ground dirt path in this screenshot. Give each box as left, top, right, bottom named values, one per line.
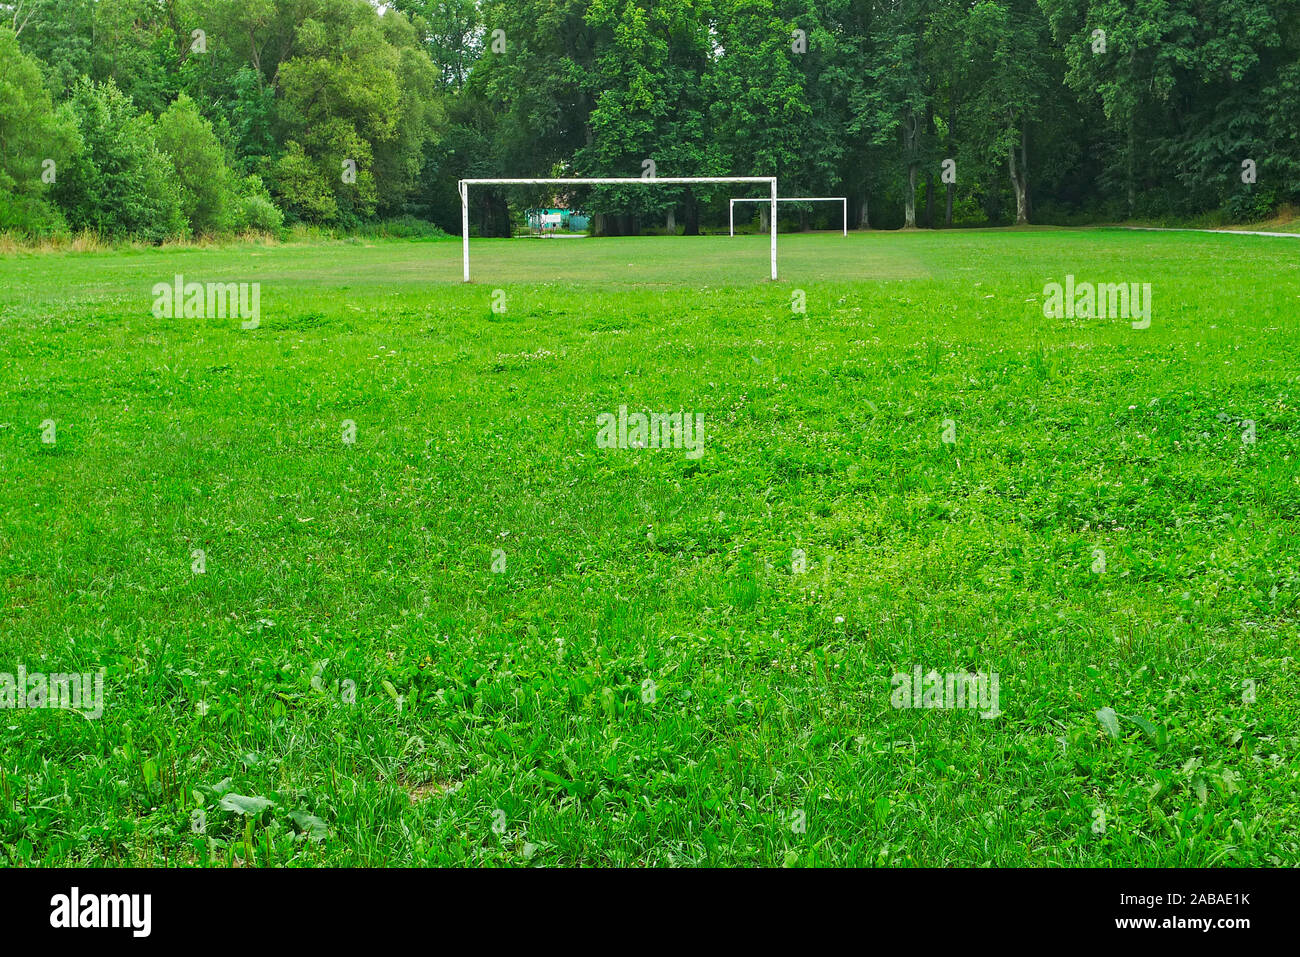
left=1118, top=225, right=1300, bottom=238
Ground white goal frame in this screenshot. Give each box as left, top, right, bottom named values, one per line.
left=458, top=177, right=779, bottom=282
left=729, top=196, right=847, bottom=237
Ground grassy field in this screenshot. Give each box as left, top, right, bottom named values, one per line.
left=0, top=228, right=1297, bottom=867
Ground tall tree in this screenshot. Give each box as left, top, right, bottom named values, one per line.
left=0, top=23, right=79, bottom=235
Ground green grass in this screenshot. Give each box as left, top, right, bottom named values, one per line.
left=1, top=228, right=1297, bottom=867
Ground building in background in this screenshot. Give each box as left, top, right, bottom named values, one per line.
left=525, top=208, right=589, bottom=234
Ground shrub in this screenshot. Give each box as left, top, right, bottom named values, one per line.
left=356, top=215, right=448, bottom=239
left=155, top=94, right=238, bottom=235
left=0, top=25, right=78, bottom=239
left=53, top=79, right=183, bottom=242
left=0, top=194, right=69, bottom=239
left=227, top=174, right=285, bottom=233
left=238, top=194, right=286, bottom=234
left=271, top=141, right=338, bottom=224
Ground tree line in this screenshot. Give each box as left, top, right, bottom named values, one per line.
left=2, top=0, right=1296, bottom=242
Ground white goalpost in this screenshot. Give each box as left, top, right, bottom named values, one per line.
left=729, top=197, right=847, bottom=237
left=458, top=176, right=779, bottom=282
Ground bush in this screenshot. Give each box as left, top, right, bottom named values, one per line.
left=53, top=79, right=183, bottom=242
left=238, top=194, right=285, bottom=234
left=0, top=194, right=69, bottom=239
left=0, top=25, right=78, bottom=239
left=355, top=215, right=447, bottom=239
left=271, top=141, right=338, bottom=224
left=155, top=94, right=238, bottom=235
left=1224, top=185, right=1279, bottom=224
left=228, top=174, right=284, bottom=233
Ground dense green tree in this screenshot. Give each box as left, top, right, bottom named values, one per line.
left=709, top=0, right=827, bottom=229
left=956, top=0, right=1055, bottom=223
left=854, top=0, right=935, bottom=228
left=0, top=24, right=79, bottom=236
left=271, top=0, right=440, bottom=224
left=9, top=0, right=96, bottom=100
left=374, top=9, right=444, bottom=217
left=394, top=0, right=484, bottom=91
left=155, top=93, right=237, bottom=233
left=1038, top=0, right=1293, bottom=217
left=53, top=79, right=184, bottom=240
left=453, top=0, right=598, bottom=234
left=576, top=0, right=723, bottom=234
left=4, top=0, right=1297, bottom=241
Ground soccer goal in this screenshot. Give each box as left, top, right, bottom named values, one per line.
left=458, top=177, right=779, bottom=282
left=729, top=196, right=847, bottom=237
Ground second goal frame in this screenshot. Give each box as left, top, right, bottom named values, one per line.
left=458, top=177, right=780, bottom=282
left=729, top=197, right=847, bottom=237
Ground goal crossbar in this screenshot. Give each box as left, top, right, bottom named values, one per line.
left=458, top=176, right=779, bottom=282
left=729, top=197, right=847, bottom=237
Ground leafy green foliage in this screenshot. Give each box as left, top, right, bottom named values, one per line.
left=4, top=0, right=1299, bottom=240
left=272, top=141, right=340, bottom=224
left=52, top=79, right=184, bottom=241
left=232, top=175, right=286, bottom=233
left=155, top=94, right=239, bottom=235
left=0, top=25, right=78, bottom=237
